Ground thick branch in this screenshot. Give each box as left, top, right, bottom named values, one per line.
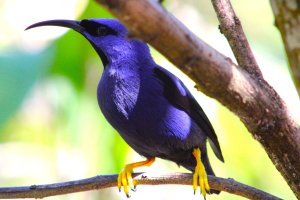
left=211, top=0, right=263, bottom=78
left=0, top=173, right=281, bottom=200
left=270, top=0, right=300, bottom=98
left=94, top=0, right=300, bottom=198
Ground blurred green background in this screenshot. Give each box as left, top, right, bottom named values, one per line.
left=0, top=0, right=299, bottom=199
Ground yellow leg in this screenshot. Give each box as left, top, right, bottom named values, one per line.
left=118, top=157, right=155, bottom=197
left=192, top=148, right=210, bottom=197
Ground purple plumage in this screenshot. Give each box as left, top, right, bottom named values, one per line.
left=91, top=19, right=224, bottom=172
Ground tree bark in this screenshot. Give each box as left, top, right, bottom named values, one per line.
left=211, top=0, right=263, bottom=79
left=270, top=0, right=300, bottom=98
left=95, top=0, right=300, bottom=198
left=0, top=173, right=282, bottom=199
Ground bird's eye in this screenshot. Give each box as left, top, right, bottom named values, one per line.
left=79, top=20, right=117, bottom=37
left=97, top=26, right=109, bottom=36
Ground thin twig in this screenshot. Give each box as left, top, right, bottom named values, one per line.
left=211, top=0, right=263, bottom=78
left=0, top=173, right=281, bottom=199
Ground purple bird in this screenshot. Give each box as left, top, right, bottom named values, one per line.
left=26, top=18, right=224, bottom=198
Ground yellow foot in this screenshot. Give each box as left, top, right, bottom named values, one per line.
left=192, top=148, right=210, bottom=198
left=117, top=157, right=155, bottom=198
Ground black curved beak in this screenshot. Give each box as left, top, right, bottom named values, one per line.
left=25, top=19, right=84, bottom=33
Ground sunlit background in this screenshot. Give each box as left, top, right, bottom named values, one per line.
left=0, top=0, right=299, bottom=199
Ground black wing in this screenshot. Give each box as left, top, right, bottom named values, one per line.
left=154, top=66, right=224, bottom=162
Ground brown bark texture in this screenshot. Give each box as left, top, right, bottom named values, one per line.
left=94, top=0, right=300, bottom=198
left=0, top=173, right=282, bottom=199
left=270, top=0, right=300, bottom=97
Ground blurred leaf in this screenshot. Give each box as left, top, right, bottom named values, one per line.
left=49, top=0, right=113, bottom=90
left=0, top=47, right=55, bottom=132
left=80, top=0, right=113, bottom=19
left=50, top=32, right=91, bottom=90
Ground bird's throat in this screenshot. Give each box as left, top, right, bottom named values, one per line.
left=96, top=48, right=109, bottom=68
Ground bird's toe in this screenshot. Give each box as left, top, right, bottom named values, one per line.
left=118, top=166, right=135, bottom=197
left=117, top=158, right=155, bottom=197
left=192, top=148, right=210, bottom=197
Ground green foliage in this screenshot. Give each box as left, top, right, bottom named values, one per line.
left=0, top=1, right=129, bottom=197
left=50, top=0, right=113, bottom=90
left=0, top=48, right=54, bottom=131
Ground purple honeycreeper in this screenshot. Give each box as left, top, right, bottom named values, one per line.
left=26, top=18, right=224, bottom=198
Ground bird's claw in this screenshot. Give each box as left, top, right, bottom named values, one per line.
left=117, top=165, right=137, bottom=197
left=192, top=148, right=210, bottom=198
left=117, top=158, right=155, bottom=197
left=131, top=186, right=137, bottom=192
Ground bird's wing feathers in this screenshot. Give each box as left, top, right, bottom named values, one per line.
left=153, top=66, right=224, bottom=162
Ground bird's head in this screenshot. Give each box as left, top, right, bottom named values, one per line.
left=26, top=18, right=130, bottom=67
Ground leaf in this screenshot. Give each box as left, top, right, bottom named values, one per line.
left=0, top=47, right=55, bottom=131
left=49, top=0, right=113, bottom=90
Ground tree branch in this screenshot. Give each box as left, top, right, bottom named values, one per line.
left=270, top=0, right=300, bottom=98
left=211, top=0, right=262, bottom=78
left=94, top=0, right=300, bottom=198
left=0, top=173, right=281, bottom=200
